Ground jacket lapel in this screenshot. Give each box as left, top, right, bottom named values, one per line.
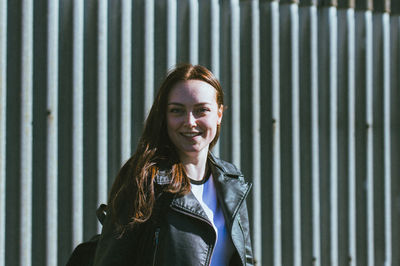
left=171, top=190, right=211, bottom=222
left=164, top=154, right=252, bottom=227
left=209, top=154, right=252, bottom=225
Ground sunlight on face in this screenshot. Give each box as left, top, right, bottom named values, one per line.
left=167, top=80, right=223, bottom=160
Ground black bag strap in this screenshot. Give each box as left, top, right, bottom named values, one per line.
left=96, top=204, right=107, bottom=225
left=95, top=190, right=173, bottom=230
left=152, top=191, right=174, bottom=226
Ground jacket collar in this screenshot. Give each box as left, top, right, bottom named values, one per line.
left=170, top=191, right=211, bottom=222
left=208, top=153, right=252, bottom=224
left=169, top=153, right=252, bottom=225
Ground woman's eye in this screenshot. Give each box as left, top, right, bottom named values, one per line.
left=169, top=108, right=183, bottom=114
left=196, top=107, right=210, bottom=114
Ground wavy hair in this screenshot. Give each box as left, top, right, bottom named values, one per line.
left=108, top=64, right=224, bottom=232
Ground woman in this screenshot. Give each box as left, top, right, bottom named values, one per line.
left=94, top=64, right=254, bottom=265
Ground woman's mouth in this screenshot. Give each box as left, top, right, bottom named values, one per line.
left=180, top=132, right=202, bottom=138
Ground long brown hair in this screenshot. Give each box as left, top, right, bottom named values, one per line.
left=108, top=64, right=224, bottom=231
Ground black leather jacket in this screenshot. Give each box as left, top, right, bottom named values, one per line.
left=94, top=154, right=254, bottom=266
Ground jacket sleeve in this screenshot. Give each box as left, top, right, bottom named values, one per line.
left=239, top=199, right=255, bottom=266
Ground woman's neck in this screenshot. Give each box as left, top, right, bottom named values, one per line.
left=180, top=150, right=209, bottom=181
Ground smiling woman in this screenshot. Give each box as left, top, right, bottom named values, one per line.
left=69, top=64, right=254, bottom=266
left=166, top=80, right=223, bottom=179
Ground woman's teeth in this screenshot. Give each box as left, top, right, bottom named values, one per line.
left=181, top=132, right=201, bottom=137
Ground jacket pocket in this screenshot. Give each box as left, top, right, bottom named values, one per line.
left=152, top=228, right=160, bottom=266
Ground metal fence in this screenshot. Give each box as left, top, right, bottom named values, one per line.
left=0, top=0, right=399, bottom=265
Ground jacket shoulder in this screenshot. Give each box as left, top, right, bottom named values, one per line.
left=209, top=153, right=243, bottom=178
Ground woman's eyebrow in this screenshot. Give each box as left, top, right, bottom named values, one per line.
left=167, top=102, right=211, bottom=106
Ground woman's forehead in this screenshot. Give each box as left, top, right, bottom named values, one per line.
left=168, top=80, right=217, bottom=103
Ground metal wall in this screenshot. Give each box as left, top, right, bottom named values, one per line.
left=0, top=0, right=399, bottom=265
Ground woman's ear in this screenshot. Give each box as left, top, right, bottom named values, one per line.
left=217, top=105, right=223, bottom=125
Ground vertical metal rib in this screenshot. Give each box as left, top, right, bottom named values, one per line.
left=251, top=0, right=261, bottom=264
left=120, top=0, right=132, bottom=163
left=271, top=2, right=282, bottom=265
left=210, top=0, right=220, bottom=83
left=97, top=0, right=108, bottom=232
left=144, top=0, right=154, bottom=118
left=0, top=0, right=6, bottom=264
left=310, top=5, right=321, bottom=266
left=365, top=10, right=374, bottom=266
left=167, top=0, right=177, bottom=70
left=230, top=0, right=240, bottom=168
left=211, top=0, right=220, bottom=157
left=189, top=0, right=199, bottom=64
left=347, top=7, right=357, bottom=266
left=328, top=6, right=339, bottom=266
left=382, top=12, right=392, bottom=266
left=46, top=0, right=59, bottom=264
left=290, top=4, right=301, bottom=266
left=20, top=0, right=33, bottom=265
left=72, top=0, right=84, bottom=248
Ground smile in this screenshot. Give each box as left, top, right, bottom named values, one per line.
left=180, top=132, right=202, bottom=137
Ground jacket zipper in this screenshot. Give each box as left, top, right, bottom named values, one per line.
left=152, top=228, right=160, bottom=266
left=170, top=205, right=216, bottom=266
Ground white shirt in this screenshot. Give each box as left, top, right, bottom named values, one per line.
left=191, top=174, right=235, bottom=266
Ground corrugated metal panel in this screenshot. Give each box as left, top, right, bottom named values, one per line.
left=144, top=0, right=155, bottom=117
left=250, top=1, right=262, bottom=264
left=339, top=7, right=357, bottom=266
left=97, top=0, right=108, bottom=232
left=20, top=1, right=34, bottom=265
left=1, top=0, right=399, bottom=265
left=0, top=0, right=6, bottom=265
left=382, top=12, right=392, bottom=266
left=299, top=3, right=322, bottom=265
left=167, top=0, right=177, bottom=69
left=390, top=14, right=400, bottom=266
left=271, top=2, right=282, bottom=265
left=71, top=0, right=84, bottom=249
left=46, top=0, right=59, bottom=264
left=230, top=0, right=241, bottom=168
left=365, top=10, right=374, bottom=266
left=121, top=0, right=132, bottom=164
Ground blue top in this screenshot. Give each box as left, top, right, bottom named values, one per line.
left=191, top=174, right=235, bottom=265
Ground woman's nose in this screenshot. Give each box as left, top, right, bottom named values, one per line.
left=184, top=112, right=196, bottom=127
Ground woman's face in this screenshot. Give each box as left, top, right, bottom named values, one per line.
left=167, top=80, right=223, bottom=160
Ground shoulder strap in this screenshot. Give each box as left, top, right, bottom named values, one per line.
left=96, top=204, right=107, bottom=225
left=152, top=192, right=174, bottom=226
left=66, top=205, right=106, bottom=266
left=95, top=191, right=172, bottom=229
